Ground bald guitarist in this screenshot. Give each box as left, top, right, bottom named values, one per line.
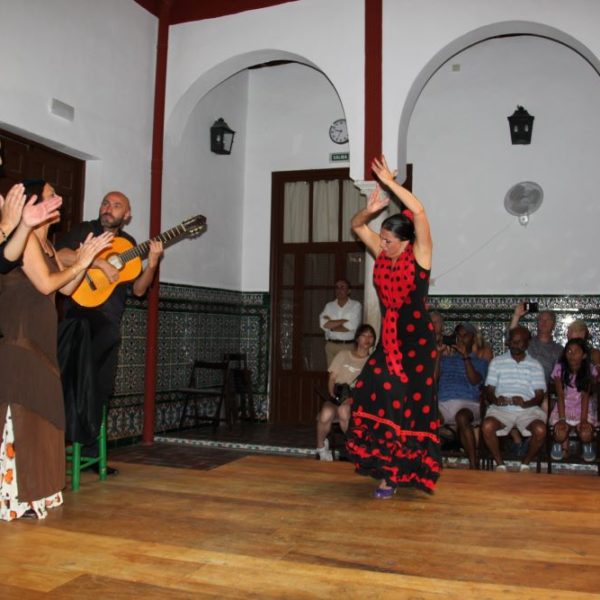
left=55, top=191, right=163, bottom=474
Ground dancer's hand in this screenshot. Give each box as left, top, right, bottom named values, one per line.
left=371, top=155, right=397, bottom=187
left=366, top=184, right=390, bottom=214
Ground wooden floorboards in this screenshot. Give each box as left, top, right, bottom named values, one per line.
left=3, top=455, right=600, bottom=599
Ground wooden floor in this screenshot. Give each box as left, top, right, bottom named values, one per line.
left=4, top=455, right=600, bottom=599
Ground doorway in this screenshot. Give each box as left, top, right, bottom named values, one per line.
left=270, top=168, right=366, bottom=425
left=0, top=128, right=85, bottom=243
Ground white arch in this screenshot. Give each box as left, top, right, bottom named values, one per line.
left=165, top=49, right=341, bottom=148
left=395, top=20, right=600, bottom=180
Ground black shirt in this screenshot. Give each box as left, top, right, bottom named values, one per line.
left=55, top=219, right=137, bottom=325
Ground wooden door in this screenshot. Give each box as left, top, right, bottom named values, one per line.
left=0, top=128, right=85, bottom=243
left=270, top=169, right=365, bottom=424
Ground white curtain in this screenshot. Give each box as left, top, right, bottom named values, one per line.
left=312, top=180, right=339, bottom=242
left=284, top=178, right=365, bottom=243
left=283, top=181, right=309, bottom=243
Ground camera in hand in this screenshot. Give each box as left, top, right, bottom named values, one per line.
left=332, top=383, right=352, bottom=406
left=524, top=301, right=539, bottom=313
left=442, top=334, right=456, bottom=346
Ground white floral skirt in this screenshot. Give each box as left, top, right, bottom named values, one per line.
left=0, top=405, right=63, bottom=521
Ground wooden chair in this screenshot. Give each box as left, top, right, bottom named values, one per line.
left=178, top=360, right=231, bottom=431
left=66, top=405, right=107, bottom=491
left=223, top=352, right=256, bottom=423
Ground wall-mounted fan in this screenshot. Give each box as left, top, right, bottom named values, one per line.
left=504, top=181, right=543, bottom=226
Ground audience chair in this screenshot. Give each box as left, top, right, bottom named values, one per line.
left=223, top=352, right=256, bottom=423
left=66, top=405, right=107, bottom=491
left=178, top=360, right=231, bottom=431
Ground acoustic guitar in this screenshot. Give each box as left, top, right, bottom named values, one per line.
left=71, top=215, right=206, bottom=308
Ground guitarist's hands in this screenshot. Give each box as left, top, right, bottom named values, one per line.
left=95, top=258, right=120, bottom=283
left=75, top=232, right=114, bottom=271
left=147, top=239, right=164, bottom=268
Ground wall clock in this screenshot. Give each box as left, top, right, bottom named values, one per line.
left=329, top=118, right=348, bottom=144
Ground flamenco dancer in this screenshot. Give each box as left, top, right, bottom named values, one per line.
left=346, top=156, right=441, bottom=498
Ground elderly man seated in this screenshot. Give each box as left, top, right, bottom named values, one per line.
left=436, top=322, right=488, bottom=469
left=481, top=326, right=547, bottom=472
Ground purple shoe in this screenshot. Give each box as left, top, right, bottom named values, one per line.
left=373, top=486, right=395, bottom=499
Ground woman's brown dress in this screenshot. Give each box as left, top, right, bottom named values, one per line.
left=0, top=252, right=65, bottom=503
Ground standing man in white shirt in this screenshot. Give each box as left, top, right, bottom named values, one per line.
left=319, top=279, right=362, bottom=367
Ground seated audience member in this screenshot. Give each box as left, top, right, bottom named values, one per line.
left=437, top=322, right=488, bottom=469
left=316, top=324, right=376, bottom=461
left=567, top=320, right=600, bottom=368
left=550, top=338, right=597, bottom=462
left=510, top=303, right=563, bottom=384
left=509, top=304, right=563, bottom=451
left=481, top=326, right=547, bottom=472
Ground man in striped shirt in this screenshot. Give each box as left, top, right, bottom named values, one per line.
left=481, top=326, right=547, bottom=472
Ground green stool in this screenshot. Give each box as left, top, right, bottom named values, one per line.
left=66, top=406, right=108, bottom=491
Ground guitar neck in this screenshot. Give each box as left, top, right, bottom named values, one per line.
left=119, top=224, right=188, bottom=263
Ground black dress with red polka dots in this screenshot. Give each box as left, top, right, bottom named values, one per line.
left=346, top=248, right=441, bottom=493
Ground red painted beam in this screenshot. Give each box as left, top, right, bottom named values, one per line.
left=134, top=0, right=298, bottom=24
left=142, top=0, right=171, bottom=444
left=364, top=0, right=382, bottom=179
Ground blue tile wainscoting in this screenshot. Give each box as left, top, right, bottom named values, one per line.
left=107, top=283, right=270, bottom=441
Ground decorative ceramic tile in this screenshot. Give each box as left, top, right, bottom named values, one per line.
left=107, top=284, right=270, bottom=440
left=429, top=295, right=600, bottom=356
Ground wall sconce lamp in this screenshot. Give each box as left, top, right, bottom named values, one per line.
left=210, top=118, right=236, bottom=154
left=507, top=105, right=534, bottom=145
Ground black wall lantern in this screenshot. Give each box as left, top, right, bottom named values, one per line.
left=507, top=105, right=534, bottom=145
left=210, top=118, right=236, bottom=154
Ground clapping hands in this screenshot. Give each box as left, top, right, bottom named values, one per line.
left=75, top=231, right=114, bottom=271
left=0, top=184, right=63, bottom=232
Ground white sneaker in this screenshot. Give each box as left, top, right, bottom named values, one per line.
left=495, top=464, right=507, bottom=472
left=550, top=442, right=564, bottom=461
left=519, top=463, right=530, bottom=472
left=582, top=443, right=597, bottom=463
left=317, top=447, right=333, bottom=461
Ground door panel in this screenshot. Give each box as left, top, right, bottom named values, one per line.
left=270, top=169, right=365, bottom=425
left=0, top=129, right=84, bottom=243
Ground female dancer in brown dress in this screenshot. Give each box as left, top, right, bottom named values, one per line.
left=0, top=182, right=112, bottom=520
left=346, top=156, right=441, bottom=498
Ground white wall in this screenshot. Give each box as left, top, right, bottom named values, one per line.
left=164, top=0, right=600, bottom=296
left=0, top=0, right=157, bottom=243
left=242, top=63, right=348, bottom=290
left=161, top=63, right=346, bottom=290
left=407, top=36, right=600, bottom=294
left=161, top=71, right=249, bottom=289
left=163, top=0, right=363, bottom=290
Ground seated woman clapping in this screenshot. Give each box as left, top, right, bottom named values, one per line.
left=316, top=324, right=376, bottom=461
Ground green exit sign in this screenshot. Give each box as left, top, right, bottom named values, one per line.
left=330, top=152, right=349, bottom=162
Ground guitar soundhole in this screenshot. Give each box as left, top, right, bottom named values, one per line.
left=107, top=254, right=124, bottom=270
